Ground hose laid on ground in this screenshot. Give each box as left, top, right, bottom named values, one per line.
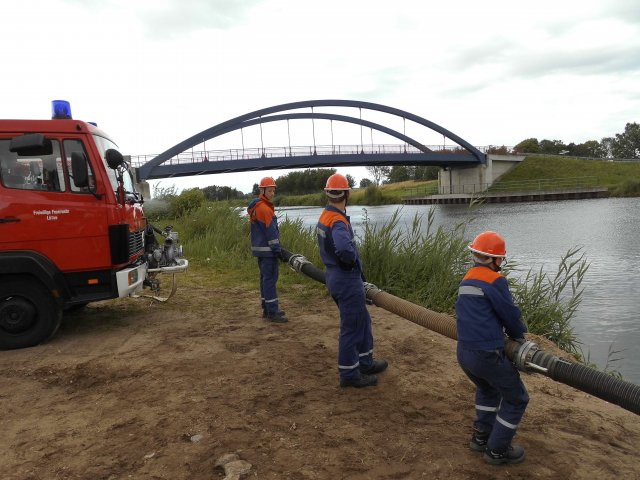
left=281, top=248, right=640, bottom=416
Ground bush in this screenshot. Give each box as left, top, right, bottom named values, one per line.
left=179, top=202, right=249, bottom=264
left=143, top=198, right=172, bottom=220
left=169, top=188, right=205, bottom=218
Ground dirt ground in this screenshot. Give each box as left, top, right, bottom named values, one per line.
left=1, top=266, right=639, bottom=480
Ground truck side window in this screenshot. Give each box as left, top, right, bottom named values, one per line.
left=0, top=138, right=65, bottom=191
left=63, top=139, right=95, bottom=193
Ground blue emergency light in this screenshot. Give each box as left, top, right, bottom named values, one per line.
left=51, top=100, right=72, bottom=119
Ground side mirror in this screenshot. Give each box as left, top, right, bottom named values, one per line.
left=10, top=133, right=53, bottom=156
left=71, top=152, right=89, bottom=188
left=105, top=149, right=124, bottom=169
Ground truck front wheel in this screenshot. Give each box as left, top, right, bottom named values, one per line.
left=0, top=277, right=62, bottom=350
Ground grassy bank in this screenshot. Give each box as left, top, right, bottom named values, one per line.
left=496, top=155, right=640, bottom=196
left=163, top=200, right=593, bottom=363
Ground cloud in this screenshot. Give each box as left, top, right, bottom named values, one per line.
left=137, top=0, right=264, bottom=37
left=510, top=44, right=640, bottom=78
left=345, top=67, right=414, bottom=102
left=603, top=0, right=640, bottom=23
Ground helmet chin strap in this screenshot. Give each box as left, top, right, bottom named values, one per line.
left=473, top=253, right=504, bottom=272
left=492, top=259, right=502, bottom=272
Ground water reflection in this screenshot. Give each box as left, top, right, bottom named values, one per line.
left=279, top=198, right=640, bottom=383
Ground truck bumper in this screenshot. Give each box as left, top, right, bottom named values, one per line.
left=147, top=258, right=189, bottom=274
left=115, top=262, right=147, bottom=297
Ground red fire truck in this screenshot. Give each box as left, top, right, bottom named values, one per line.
left=0, top=101, right=186, bottom=349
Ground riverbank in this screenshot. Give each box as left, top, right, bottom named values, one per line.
left=273, top=155, right=640, bottom=206
left=1, top=264, right=638, bottom=479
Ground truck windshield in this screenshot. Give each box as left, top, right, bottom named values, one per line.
left=93, top=134, right=136, bottom=195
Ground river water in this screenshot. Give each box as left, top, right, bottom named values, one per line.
left=278, top=198, right=640, bottom=384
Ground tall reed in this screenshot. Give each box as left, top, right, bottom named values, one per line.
left=508, top=248, right=588, bottom=355
left=358, top=208, right=469, bottom=313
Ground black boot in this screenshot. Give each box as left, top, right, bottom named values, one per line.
left=340, top=374, right=378, bottom=388
left=360, top=359, right=388, bottom=375
left=265, top=311, right=288, bottom=323
left=483, top=444, right=525, bottom=465
left=469, top=428, right=490, bottom=452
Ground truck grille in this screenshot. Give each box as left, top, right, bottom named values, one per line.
left=129, top=229, right=145, bottom=257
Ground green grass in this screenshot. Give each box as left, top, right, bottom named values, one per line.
left=496, top=155, right=640, bottom=196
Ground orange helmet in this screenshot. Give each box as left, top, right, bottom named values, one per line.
left=324, top=173, right=351, bottom=199
left=468, top=231, right=507, bottom=257
left=325, top=173, right=350, bottom=190
left=259, top=177, right=276, bottom=188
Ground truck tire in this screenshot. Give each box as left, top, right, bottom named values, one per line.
left=0, top=276, right=62, bottom=350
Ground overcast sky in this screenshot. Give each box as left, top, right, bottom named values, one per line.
left=3, top=0, right=639, bottom=194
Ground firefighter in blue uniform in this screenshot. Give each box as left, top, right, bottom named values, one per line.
left=248, top=177, right=287, bottom=323
left=455, top=231, right=529, bottom=465
left=317, top=173, right=388, bottom=388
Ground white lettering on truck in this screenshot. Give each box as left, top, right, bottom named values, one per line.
left=32, top=208, right=71, bottom=221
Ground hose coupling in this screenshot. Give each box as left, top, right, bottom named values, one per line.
left=513, top=340, right=540, bottom=372
left=288, top=254, right=311, bottom=273
left=363, top=282, right=381, bottom=298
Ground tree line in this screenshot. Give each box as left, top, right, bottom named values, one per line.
left=251, top=168, right=356, bottom=196
left=513, top=122, right=640, bottom=158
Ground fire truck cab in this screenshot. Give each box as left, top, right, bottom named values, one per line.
left=0, top=101, right=151, bottom=349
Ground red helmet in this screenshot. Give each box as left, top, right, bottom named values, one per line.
left=259, top=177, right=276, bottom=188
left=468, top=231, right=507, bottom=257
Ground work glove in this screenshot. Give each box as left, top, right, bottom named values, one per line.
left=510, top=337, right=526, bottom=346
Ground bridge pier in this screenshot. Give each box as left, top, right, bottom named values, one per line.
left=137, top=180, right=151, bottom=201
left=438, top=154, right=524, bottom=194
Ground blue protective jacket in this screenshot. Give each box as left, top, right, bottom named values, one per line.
left=455, top=264, right=526, bottom=350
left=316, top=205, right=363, bottom=273
left=247, top=194, right=281, bottom=258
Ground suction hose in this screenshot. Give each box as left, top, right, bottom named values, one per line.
left=281, top=248, right=640, bottom=416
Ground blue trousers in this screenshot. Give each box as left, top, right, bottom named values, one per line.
left=257, top=257, right=280, bottom=315
left=326, top=268, right=373, bottom=381
left=457, top=346, right=529, bottom=451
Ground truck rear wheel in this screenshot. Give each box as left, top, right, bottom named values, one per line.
left=0, top=277, right=62, bottom=350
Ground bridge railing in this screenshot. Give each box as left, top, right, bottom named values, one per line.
left=128, top=143, right=493, bottom=168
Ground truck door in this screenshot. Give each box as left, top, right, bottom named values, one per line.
left=0, top=137, right=111, bottom=272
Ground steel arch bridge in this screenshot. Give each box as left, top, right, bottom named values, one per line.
left=134, top=100, right=486, bottom=181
